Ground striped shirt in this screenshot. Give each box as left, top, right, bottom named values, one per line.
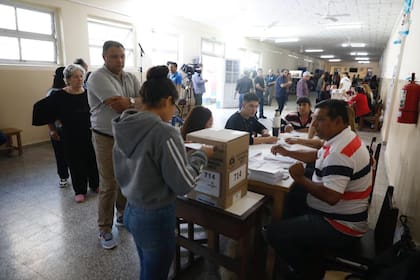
left=307, top=127, right=372, bottom=237
left=284, top=111, right=313, bottom=131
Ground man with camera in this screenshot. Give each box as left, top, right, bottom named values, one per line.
left=192, top=64, right=208, bottom=106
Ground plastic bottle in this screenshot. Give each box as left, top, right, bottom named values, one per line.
left=272, top=109, right=281, bottom=136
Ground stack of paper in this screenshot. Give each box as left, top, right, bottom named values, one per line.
left=248, top=160, right=290, bottom=184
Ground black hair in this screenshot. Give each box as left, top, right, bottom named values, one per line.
left=102, top=41, right=124, bottom=55
left=355, top=86, right=365, bottom=94
left=243, top=93, right=259, bottom=103
left=140, top=65, right=178, bottom=108
left=296, top=96, right=311, bottom=105
left=73, top=58, right=87, bottom=67
left=315, top=99, right=349, bottom=125
left=180, top=106, right=212, bottom=140
left=52, top=66, right=66, bottom=89
left=167, top=61, right=177, bottom=67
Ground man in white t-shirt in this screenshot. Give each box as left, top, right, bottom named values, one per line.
left=339, top=72, right=352, bottom=92
left=264, top=99, right=372, bottom=279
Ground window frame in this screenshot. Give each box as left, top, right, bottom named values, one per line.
left=0, top=0, right=58, bottom=65
left=87, top=17, right=136, bottom=69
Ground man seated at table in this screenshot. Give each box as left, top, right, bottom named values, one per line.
left=263, top=99, right=372, bottom=279
left=225, top=93, right=278, bottom=145
left=282, top=97, right=313, bottom=133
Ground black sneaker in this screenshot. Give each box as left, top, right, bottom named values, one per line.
left=259, top=115, right=267, bottom=119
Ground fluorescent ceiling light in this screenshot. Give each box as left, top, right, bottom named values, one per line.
left=275, top=37, right=299, bottom=43
left=350, top=52, right=368, bottom=56
left=351, top=43, right=366, bottom=47
left=329, top=59, right=341, bottom=62
left=288, top=54, right=299, bottom=59
left=326, top=23, right=362, bottom=29
left=358, top=61, right=370, bottom=64
left=320, top=55, right=334, bottom=58
left=342, top=43, right=366, bottom=47
left=355, top=57, right=370, bottom=60
left=305, top=49, right=323, bottom=53
left=304, top=59, right=313, bottom=63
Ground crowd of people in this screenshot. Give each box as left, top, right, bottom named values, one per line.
left=32, top=39, right=381, bottom=279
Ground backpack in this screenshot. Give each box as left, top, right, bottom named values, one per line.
left=368, top=215, right=420, bottom=280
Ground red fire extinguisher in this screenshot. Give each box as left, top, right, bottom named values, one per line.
left=397, top=73, right=420, bottom=124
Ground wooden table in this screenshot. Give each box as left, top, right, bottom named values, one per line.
left=247, top=138, right=316, bottom=278
left=0, top=128, right=23, bottom=156
left=174, top=192, right=269, bottom=280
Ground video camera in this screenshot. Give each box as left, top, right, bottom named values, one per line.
left=181, top=63, right=201, bottom=78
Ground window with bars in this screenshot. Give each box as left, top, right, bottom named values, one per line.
left=87, top=18, right=135, bottom=68
left=0, top=2, right=57, bottom=64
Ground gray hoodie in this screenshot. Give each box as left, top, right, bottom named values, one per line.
left=112, top=109, right=208, bottom=209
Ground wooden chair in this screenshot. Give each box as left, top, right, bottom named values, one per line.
left=324, top=186, right=399, bottom=279
left=359, top=100, right=383, bottom=130
left=0, top=128, right=23, bottom=156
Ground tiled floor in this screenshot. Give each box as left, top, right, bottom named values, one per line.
left=0, top=94, right=387, bottom=280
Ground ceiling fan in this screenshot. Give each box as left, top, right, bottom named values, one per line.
left=315, top=1, right=350, bottom=22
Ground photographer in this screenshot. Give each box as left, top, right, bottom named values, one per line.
left=192, top=64, right=208, bottom=105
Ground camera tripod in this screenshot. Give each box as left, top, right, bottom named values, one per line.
left=176, top=76, right=195, bottom=119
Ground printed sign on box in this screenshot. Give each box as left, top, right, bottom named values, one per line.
left=195, top=169, right=220, bottom=197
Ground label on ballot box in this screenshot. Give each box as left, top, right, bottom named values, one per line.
left=229, top=164, right=247, bottom=189
left=195, top=169, right=221, bottom=197
left=186, top=128, right=249, bottom=208
left=190, top=183, right=248, bottom=208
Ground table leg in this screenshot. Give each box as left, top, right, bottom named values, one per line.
left=16, top=132, right=23, bottom=156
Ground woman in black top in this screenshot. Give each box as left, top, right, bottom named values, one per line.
left=49, top=64, right=99, bottom=203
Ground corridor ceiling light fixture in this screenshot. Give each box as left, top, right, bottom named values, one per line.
left=304, top=49, right=323, bottom=52
left=328, top=59, right=341, bottom=62
left=288, top=54, right=299, bottom=59
left=275, top=37, right=299, bottom=43
left=325, top=23, right=362, bottom=29
left=358, top=61, right=370, bottom=64
left=355, top=57, right=370, bottom=60
left=350, top=52, right=368, bottom=55
left=304, top=59, right=313, bottom=63
left=342, top=43, right=366, bottom=47
left=320, top=55, right=334, bottom=58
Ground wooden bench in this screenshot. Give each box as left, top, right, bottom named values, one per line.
left=0, top=128, right=23, bottom=156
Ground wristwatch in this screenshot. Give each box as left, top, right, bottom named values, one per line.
left=129, top=97, right=136, bottom=107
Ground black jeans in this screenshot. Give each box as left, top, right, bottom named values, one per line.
left=50, top=137, right=69, bottom=180
left=276, top=95, right=288, bottom=115
left=264, top=179, right=359, bottom=279
left=194, top=93, right=203, bottom=106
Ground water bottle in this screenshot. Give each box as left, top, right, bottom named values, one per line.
left=272, top=109, right=281, bottom=137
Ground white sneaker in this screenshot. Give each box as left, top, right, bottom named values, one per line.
left=59, top=178, right=68, bottom=188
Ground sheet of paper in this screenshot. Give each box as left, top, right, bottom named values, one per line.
left=185, top=143, right=202, bottom=150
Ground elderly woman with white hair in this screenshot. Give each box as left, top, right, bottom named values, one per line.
left=48, top=64, right=99, bottom=202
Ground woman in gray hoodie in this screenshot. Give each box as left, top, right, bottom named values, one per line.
left=112, top=65, right=212, bottom=280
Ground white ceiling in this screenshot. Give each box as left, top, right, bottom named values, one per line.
left=86, top=0, right=404, bottom=63
left=174, top=0, right=403, bottom=62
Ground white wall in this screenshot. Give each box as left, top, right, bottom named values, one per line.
left=379, top=2, right=420, bottom=243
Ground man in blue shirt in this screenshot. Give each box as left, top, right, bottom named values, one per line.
left=192, top=64, right=208, bottom=105
left=167, top=61, right=183, bottom=96
left=275, top=69, right=292, bottom=115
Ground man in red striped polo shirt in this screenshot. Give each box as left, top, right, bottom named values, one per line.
left=264, top=99, right=372, bottom=279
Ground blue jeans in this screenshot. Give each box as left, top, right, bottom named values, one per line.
left=124, top=203, right=176, bottom=280
left=238, top=93, right=245, bottom=110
